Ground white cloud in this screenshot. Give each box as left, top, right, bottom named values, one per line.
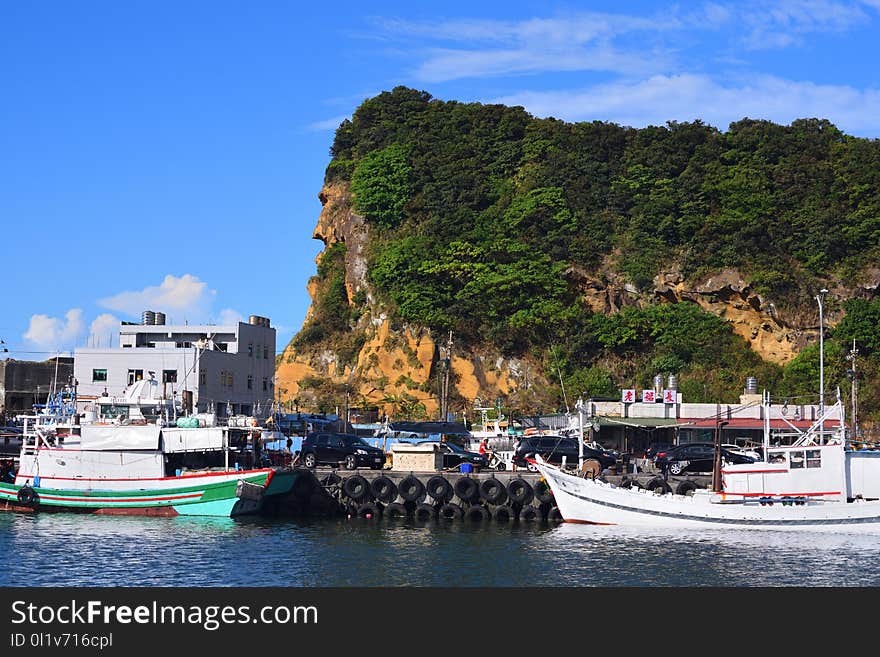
left=98, top=274, right=216, bottom=319
left=218, top=308, right=243, bottom=325
left=741, top=0, right=871, bottom=49
left=88, top=313, right=120, bottom=348
left=490, top=74, right=880, bottom=136
left=307, top=115, right=351, bottom=132
left=23, top=309, right=84, bottom=350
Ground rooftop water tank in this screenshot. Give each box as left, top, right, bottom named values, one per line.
left=667, top=374, right=678, bottom=390
left=745, top=376, right=758, bottom=394
left=653, top=374, right=664, bottom=395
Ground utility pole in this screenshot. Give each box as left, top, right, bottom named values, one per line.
left=846, top=339, right=859, bottom=439
left=439, top=331, right=453, bottom=422
left=816, top=288, right=828, bottom=419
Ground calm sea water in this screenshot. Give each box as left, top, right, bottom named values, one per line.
left=1, top=512, right=878, bottom=587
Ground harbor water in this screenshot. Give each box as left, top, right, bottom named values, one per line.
left=2, top=513, right=879, bottom=587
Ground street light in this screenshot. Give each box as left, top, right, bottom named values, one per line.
left=816, top=289, right=828, bottom=419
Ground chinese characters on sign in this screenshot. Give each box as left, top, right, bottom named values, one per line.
left=642, top=390, right=656, bottom=403
left=663, top=389, right=676, bottom=404
left=621, top=389, right=635, bottom=403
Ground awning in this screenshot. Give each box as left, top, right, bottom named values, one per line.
left=593, top=416, right=682, bottom=430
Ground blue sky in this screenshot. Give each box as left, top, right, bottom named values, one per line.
left=2, top=0, right=879, bottom=359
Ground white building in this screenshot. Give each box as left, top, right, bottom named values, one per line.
left=73, top=312, right=276, bottom=418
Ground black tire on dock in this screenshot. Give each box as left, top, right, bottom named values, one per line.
left=426, top=475, right=453, bottom=502
left=547, top=507, right=564, bottom=522
left=343, top=475, right=371, bottom=502
left=492, top=505, right=514, bottom=523
left=507, top=478, right=534, bottom=504
left=646, top=477, right=673, bottom=495
left=479, top=477, right=507, bottom=504
left=383, top=502, right=409, bottom=519
left=618, top=476, right=638, bottom=489
left=399, top=475, right=425, bottom=502
left=534, top=479, right=554, bottom=504
left=371, top=476, right=398, bottom=503
left=414, top=503, right=437, bottom=521
left=675, top=480, right=698, bottom=496
left=356, top=502, right=381, bottom=519
left=519, top=505, right=541, bottom=522
left=438, top=502, right=464, bottom=520
left=465, top=504, right=490, bottom=522
left=454, top=476, right=479, bottom=503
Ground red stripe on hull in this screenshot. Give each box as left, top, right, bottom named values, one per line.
left=93, top=506, right=180, bottom=517
left=563, top=518, right=616, bottom=525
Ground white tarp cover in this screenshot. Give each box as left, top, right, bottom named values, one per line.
left=79, top=425, right=162, bottom=451
left=161, top=428, right=225, bottom=453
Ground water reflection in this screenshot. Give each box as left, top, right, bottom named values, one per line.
left=1, top=513, right=877, bottom=587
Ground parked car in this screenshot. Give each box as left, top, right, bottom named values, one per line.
left=416, top=440, right=488, bottom=469
left=300, top=432, right=386, bottom=470
left=654, top=443, right=755, bottom=475
left=513, top=435, right=618, bottom=472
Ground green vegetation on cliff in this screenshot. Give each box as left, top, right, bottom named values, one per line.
left=309, top=87, right=880, bottom=421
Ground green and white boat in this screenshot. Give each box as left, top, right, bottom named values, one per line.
left=0, top=379, right=296, bottom=517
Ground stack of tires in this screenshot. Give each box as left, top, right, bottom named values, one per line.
left=332, top=472, right=564, bottom=523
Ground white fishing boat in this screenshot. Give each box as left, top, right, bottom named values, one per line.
left=533, top=392, right=880, bottom=532
left=0, top=376, right=296, bottom=517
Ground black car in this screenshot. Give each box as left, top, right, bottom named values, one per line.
left=513, top=435, right=618, bottom=472
left=300, top=432, right=386, bottom=470
left=416, top=440, right=488, bottom=469
left=654, top=442, right=755, bottom=475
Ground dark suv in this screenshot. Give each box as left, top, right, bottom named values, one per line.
left=654, top=443, right=755, bottom=475
left=513, top=435, right=618, bottom=472
left=300, top=432, right=386, bottom=470
left=415, top=440, right=488, bottom=469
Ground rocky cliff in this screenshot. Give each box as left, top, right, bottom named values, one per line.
left=276, top=180, right=880, bottom=418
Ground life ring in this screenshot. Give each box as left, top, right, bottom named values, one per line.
left=453, top=476, right=479, bottom=502
left=343, top=475, right=370, bottom=502
left=465, top=504, right=490, bottom=522
left=426, top=475, right=453, bottom=502
left=356, top=502, right=381, bottom=519
left=491, top=505, right=514, bottom=523
left=383, top=502, right=409, bottom=519
left=398, top=475, right=425, bottom=502
left=479, top=477, right=508, bottom=504
left=519, top=505, right=541, bottom=522
left=438, top=502, right=463, bottom=520
left=414, top=503, right=437, bottom=521
left=371, top=476, right=398, bottom=504
left=534, top=479, right=554, bottom=504
left=506, top=478, right=534, bottom=504
left=17, top=486, right=38, bottom=507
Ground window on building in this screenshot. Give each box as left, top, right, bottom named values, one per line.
left=215, top=343, right=228, bottom=352
left=176, top=341, right=192, bottom=348
left=163, top=369, right=177, bottom=383
left=199, top=369, right=206, bottom=385
left=227, top=373, right=234, bottom=388
left=263, top=345, right=268, bottom=359
left=127, top=369, right=143, bottom=385
left=262, top=377, right=268, bottom=392
left=92, top=369, right=108, bottom=382
left=247, top=375, right=253, bottom=390
left=248, top=343, right=253, bottom=357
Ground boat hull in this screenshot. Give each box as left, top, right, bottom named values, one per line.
left=536, top=462, right=880, bottom=532
left=0, top=468, right=294, bottom=518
